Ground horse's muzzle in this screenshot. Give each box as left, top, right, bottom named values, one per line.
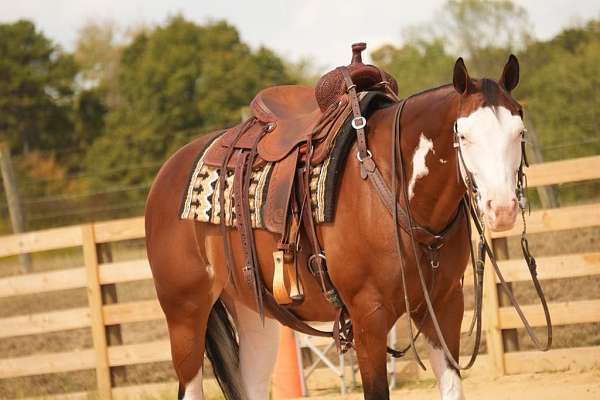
left=484, top=198, right=518, bottom=232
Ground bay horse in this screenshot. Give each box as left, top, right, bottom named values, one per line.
left=145, top=55, right=526, bottom=400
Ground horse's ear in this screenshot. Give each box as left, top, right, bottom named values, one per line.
left=453, top=57, right=472, bottom=96
left=499, top=54, right=519, bottom=92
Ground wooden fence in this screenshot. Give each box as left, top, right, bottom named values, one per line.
left=0, top=155, right=599, bottom=399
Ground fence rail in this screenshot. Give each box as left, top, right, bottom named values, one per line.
left=0, top=155, right=599, bottom=398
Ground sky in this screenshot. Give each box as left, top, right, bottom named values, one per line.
left=2, top=0, right=599, bottom=70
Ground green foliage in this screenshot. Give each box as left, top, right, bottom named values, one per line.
left=371, top=40, right=455, bottom=97
left=2, top=2, right=599, bottom=229
left=84, top=17, right=294, bottom=195
left=0, top=20, right=77, bottom=154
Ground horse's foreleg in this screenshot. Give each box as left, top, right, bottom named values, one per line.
left=424, top=287, right=465, bottom=400
left=352, top=303, right=391, bottom=400
left=231, top=301, right=280, bottom=400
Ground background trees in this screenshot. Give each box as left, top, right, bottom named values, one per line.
left=0, top=3, right=599, bottom=233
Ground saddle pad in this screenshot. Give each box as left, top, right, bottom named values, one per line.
left=179, top=91, right=395, bottom=228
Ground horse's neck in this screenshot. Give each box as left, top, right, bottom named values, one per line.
left=399, top=87, right=466, bottom=233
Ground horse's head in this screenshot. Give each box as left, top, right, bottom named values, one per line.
left=452, top=55, right=525, bottom=232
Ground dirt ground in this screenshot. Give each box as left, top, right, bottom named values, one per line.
left=309, top=370, right=600, bottom=400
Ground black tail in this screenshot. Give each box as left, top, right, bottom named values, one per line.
left=205, top=299, right=246, bottom=400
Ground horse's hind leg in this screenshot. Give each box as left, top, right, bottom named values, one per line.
left=148, top=238, right=219, bottom=400
left=147, top=209, right=230, bottom=398
left=225, top=298, right=280, bottom=400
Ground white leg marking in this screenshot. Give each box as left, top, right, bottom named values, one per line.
left=408, top=133, right=434, bottom=200
left=183, top=367, right=204, bottom=400
left=236, top=301, right=280, bottom=400
left=428, top=343, right=465, bottom=400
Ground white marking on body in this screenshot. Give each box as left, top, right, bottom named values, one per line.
left=408, top=133, right=434, bottom=200
left=235, top=301, right=280, bottom=400
left=183, top=367, right=204, bottom=400
left=428, top=343, right=465, bottom=400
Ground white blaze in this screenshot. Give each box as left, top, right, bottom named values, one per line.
left=408, top=133, right=434, bottom=200
left=455, top=106, right=524, bottom=212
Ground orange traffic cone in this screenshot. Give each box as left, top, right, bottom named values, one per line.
left=272, top=326, right=304, bottom=399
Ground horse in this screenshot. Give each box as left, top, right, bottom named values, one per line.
left=145, top=54, right=526, bottom=400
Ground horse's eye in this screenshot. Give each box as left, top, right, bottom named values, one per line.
left=520, top=129, right=527, bottom=141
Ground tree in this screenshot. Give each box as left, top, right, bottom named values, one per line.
left=404, top=0, right=532, bottom=77
left=84, top=16, right=295, bottom=197
left=518, top=20, right=600, bottom=162
left=0, top=20, right=78, bottom=154
left=371, top=40, right=455, bottom=97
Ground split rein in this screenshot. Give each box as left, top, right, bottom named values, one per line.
left=379, top=101, right=552, bottom=371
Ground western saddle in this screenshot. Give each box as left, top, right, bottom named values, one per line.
left=201, top=43, right=399, bottom=325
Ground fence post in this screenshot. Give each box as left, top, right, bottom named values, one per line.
left=82, top=224, right=113, bottom=399
left=0, top=141, right=32, bottom=273
left=97, top=243, right=127, bottom=385
left=483, top=231, right=506, bottom=376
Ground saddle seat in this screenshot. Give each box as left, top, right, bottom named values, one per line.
left=252, top=85, right=325, bottom=162
left=251, top=85, right=319, bottom=122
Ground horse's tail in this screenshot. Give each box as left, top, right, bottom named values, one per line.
left=205, top=298, right=246, bottom=400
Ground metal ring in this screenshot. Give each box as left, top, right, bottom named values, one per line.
left=265, top=122, right=276, bottom=132
left=356, top=150, right=373, bottom=163
left=352, top=116, right=367, bottom=130
left=346, top=83, right=357, bottom=92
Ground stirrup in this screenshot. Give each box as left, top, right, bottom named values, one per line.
left=272, top=250, right=305, bottom=305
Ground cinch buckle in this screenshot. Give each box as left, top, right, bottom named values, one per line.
left=352, top=116, right=367, bottom=130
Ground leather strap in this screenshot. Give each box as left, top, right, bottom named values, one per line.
left=339, top=67, right=369, bottom=160
left=219, top=119, right=256, bottom=289
left=361, top=154, right=465, bottom=249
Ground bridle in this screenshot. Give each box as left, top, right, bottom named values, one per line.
left=383, top=98, right=552, bottom=371
left=453, top=112, right=553, bottom=352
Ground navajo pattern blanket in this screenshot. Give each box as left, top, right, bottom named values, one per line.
left=179, top=137, right=331, bottom=228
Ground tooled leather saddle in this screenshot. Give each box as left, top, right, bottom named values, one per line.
left=201, top=43, right=399, bottom=327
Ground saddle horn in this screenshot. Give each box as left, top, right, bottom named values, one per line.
left=351, top=42, right=367, bottom=64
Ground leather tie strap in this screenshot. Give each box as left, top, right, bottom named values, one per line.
left=339, top=67, right=369, bottom=161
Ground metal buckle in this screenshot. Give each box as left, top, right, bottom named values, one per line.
left=352, top=116, right=367, bottom=130
left=356, top=149, right=373, bottom=163
left=265, top=122, right=276, bottom=132
left=307, top=253, right=327, bottom=276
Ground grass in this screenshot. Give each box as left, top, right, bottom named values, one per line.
left=0, top=227, right=599, bottom=398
